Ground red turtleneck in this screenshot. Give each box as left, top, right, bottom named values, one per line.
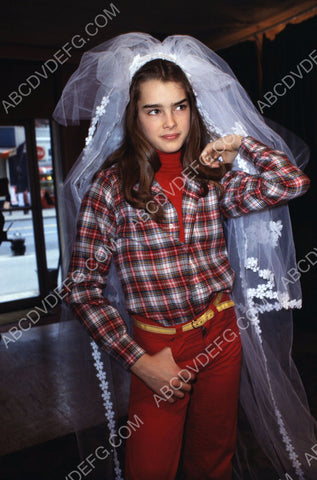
left=154, top=149, right=185, bottom=242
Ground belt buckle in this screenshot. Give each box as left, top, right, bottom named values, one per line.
left=191, top=309, right=214, bottom=329
left=191, top=313, right=207, bottom=329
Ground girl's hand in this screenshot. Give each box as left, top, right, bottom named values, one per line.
left=199, top=134, right=244, bottom=168
left=131, top=346, right=195, bottom=403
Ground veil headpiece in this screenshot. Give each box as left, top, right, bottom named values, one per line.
left=53, top=32, right=316, bottom=479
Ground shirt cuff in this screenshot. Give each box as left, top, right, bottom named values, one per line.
left=100, top=332, right=147, bottom=371
left=238, top=135, right=260, bottom=161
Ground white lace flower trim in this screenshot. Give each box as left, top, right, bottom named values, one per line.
left=85, top=95, right=110, bottom=147
left=245, top=220, right=283, bottom=248
left=244, top=256, right=302, bottom=337
left=90, top=341, right=123, bottom=480
left=271, top=390, right=305, bottom=479
left=239, top=317, right=304, bottom=479
left=242, top=258, right=305, bottom=479
left=245, top=257, right=258, bottom=272
left=129, top=52, right=180, bottom=79
left=277, top=292, right=301, bottom=310
left=269, top=220, right=283, bottom=247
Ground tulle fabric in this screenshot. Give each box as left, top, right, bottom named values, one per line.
left=53, top=33, right=317, bottom=479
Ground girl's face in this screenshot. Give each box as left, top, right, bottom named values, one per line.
left=137, top=79, right=190, bottom=153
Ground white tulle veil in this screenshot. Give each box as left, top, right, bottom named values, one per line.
left=53, top=32, right=317, bottom=479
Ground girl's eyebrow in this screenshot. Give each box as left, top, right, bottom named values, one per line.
left=142, top=98, right=188, bottom=109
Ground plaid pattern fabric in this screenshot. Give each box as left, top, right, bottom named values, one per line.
left=65, top=136, right=310, bottom=369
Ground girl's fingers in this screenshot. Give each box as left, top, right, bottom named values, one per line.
left=199, top=151, right=223, bottom=167
left=200, top=135, right=239, bottom=164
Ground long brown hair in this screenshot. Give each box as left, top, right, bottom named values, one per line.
left=104, top=59, right=227, bottom=222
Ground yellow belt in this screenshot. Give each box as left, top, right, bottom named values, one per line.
left=133, top=293, right=235, bottom=335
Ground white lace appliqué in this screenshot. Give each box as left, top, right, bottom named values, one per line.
left=269, top=220, right=283, bottom=247
left=245, top=256, right=301, bottom=317
left=129, top=52, right=179, bottom=79
left=85, top=95, right=110, bottom=147
left=243, top=256, right=304, bottom=479
left=245, top=220, right=301, bottom=311
left=90, top=341, right=123, bottom=480
left=245, top=219, right=283, bottom=248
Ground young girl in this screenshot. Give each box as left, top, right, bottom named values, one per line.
left=54, top=33, right=315, bottom=480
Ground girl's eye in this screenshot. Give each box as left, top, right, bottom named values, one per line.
left=148, top=109, right=160, bottom=116
left=146, top=104, right=187, bottom=115
left=176, top=104, right=187, bottom=111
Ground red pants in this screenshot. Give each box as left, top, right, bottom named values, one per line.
left=125, top=298, right=242, bottom=480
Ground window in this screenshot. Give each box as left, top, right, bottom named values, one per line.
left=0, top=120, right=60, bottom=309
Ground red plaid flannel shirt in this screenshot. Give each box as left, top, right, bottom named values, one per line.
left=65, top=136, right=310, bottom=369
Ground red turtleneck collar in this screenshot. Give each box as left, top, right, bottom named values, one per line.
left=154, top=149, right=184, bottom=242
left=155, top=149, right=182, bottom=178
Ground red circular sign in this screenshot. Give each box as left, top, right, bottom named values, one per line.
left=37, top=146, right=45, bottom=160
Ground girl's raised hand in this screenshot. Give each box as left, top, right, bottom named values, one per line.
left=199, top=134, right=244, bottom=168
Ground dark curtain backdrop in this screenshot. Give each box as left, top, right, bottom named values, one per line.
left=218, top=15, right=317, bottom=332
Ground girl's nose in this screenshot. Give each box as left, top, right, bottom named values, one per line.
left=163, top=111, right=177, bottom=129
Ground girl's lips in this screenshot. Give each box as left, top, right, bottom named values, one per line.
left=161, top=133, right=180, bottom=140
